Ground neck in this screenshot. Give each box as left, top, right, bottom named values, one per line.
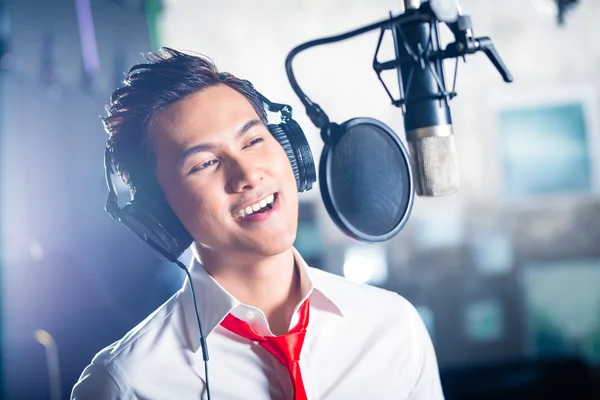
left=194, top=246, right=302, bottom=335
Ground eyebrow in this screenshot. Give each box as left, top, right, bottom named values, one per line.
left=177, top=119, right=263, bottom=168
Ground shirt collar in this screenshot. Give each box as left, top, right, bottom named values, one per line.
left=181, top=247, right=344, bottom=352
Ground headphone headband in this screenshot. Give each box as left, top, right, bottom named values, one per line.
left=242, top=79, right=293, bottom=121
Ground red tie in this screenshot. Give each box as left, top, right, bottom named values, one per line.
left=220, top=299, right=310, bottom=400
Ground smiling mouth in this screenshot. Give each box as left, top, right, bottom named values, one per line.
left=232, top=193, right=278, bottom=219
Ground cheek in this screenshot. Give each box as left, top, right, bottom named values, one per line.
left=154, top=161, right=228, bottom=241
left=177, top=183, right=217, bottom=221
left=173, top=185, right=228, bottom=243
left=159, top=176, right=217, bottom=230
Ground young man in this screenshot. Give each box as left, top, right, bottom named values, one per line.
left=71, top=48, right=444, bottom=399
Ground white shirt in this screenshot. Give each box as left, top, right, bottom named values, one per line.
left=71, top=249, right=444, bottom=399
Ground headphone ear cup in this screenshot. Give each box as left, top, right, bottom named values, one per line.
left=118, top=199, right=193, bottom=261
left=268, top=123, right=300, bottom=190
left=268, top=119, right=316, bottom=193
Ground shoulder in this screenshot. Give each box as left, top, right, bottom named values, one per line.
left=94, top=289, right=184, bottom=365
left=71, top=291, right=185, bottom=399
left=70, top=360, right=131, bottom=400
left=308, top=267, right=443, bottom=397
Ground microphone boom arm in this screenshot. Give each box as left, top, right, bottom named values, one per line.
left=285, top=12, right=423, bottom=129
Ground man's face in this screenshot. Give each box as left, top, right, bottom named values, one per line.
left=150, top=84, right=299, bottom=258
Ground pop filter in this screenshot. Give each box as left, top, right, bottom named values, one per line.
left=320, top=118, right=414, bottom=242
left=282, top=11, right=422, bottom=242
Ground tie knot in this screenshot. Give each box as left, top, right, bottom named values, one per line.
left=259, top=330, right=307, bottom=366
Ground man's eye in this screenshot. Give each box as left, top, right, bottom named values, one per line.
left=190, top=159, right=217, bottom=173
left=245, top=137, right=264, bottom=148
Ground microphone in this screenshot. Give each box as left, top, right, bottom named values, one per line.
left=374, top=0, right=513, bottom=196
left=395, top=0, right=458, bottom=196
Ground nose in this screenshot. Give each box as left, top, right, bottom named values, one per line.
left=228, top=155, right=264, bottom=193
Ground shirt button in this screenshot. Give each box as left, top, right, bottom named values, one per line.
left=245, top=310, right=256, bottom=320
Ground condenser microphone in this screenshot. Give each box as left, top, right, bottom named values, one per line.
left=394, top=0, right=458, bottom=196
left=371, top=0, right=513, bottom=196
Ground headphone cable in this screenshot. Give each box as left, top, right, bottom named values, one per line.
left=176, top=260, right=212, bottom=400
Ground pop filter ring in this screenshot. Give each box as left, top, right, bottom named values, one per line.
left=319, top=117, right=415, bottom=242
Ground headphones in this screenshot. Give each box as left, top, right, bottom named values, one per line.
left=104, top=84, right=316, bottom=263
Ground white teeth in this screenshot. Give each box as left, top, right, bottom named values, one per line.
left=233, top=208, right=247, bottom=218
left=233, top=193, right=276, bottom=218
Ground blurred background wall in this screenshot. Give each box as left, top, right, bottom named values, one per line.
left=1, top=0, right=600, bottom=399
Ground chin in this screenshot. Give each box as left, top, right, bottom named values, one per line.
left=251, top=230, right=296, bottom=256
